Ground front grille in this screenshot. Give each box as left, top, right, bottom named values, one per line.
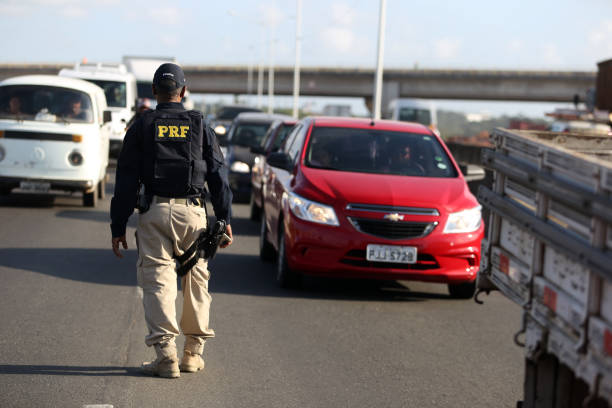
left=346, top=203, right=439, bottom=216
left=4, top=131, right=73, bottom=142
left=341, top=250, right=439, bottom=270
left=348, top=217, right=437, bottom=240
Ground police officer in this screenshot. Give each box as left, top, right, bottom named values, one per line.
left=110, top=63, right=233, bottom=379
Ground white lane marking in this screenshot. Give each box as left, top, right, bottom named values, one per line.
left=83, top=405, right=114, bottom=408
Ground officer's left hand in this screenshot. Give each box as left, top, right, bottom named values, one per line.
left=112, top=235, right=128, bottom=258
left=220, top=224, right=233, bottom=248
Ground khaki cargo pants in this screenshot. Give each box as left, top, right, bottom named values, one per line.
left=136, top=198, right=214, bottom=357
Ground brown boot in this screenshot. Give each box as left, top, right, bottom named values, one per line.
left=179, top=351, right=205, bottom=373
left=141, top=355, right=180, bottom=378
left=141, top=343, right=180, bottom=378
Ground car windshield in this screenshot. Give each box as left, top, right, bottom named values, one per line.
left=89, top=80, right=126, bottom=108
left=398, top=108, right=432, bottom=126
left=304, top=127, right=457, bottom=178
left=0, top=85, right=94, bottom=123
left=231, top=123, right=270, bottom=147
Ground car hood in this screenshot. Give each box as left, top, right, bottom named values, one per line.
left=297, top=168, right=477, bottom=214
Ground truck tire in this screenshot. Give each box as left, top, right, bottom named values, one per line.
left=97, top=179, right=105, bottom=200
left=448, top=281, right=475, bottom=299
left=83, top=185, right=98, bottom=207
left=277, top=228, right=301, bottom=289
left=259, top=211, right=275, bottom=262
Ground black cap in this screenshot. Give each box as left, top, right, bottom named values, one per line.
left=153, top=63, right=186, bottom=91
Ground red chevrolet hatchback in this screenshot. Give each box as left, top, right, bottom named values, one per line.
left=260, top=117, right=483, bottom=298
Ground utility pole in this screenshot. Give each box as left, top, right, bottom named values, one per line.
left=268, top=27, right=275, bottom=114
left=373, top=0, right=387, bottom=120
left=292, top=0, right=303, bottom=119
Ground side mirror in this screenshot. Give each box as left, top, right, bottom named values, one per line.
left=267, top=151, right=293, bottom=171
left=103, top=110, right=112, bottom=123
left=250, top=145, right=265, bottom=155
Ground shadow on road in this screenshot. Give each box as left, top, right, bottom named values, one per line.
left=0, top=364, right=141, bottom=377
left=0, top=248, right=136, bottom=286
left=0, top=247, right=449, bottom=301
left=210, top=253, right=450, bottom=302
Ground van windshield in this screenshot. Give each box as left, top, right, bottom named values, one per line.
left=0, top=85, right=94, bottom=123
left=398, top=108, right=432, bottom=126
left=88, top=80, right=126, bottom=108
left=305, top=127, right=457, bottom=178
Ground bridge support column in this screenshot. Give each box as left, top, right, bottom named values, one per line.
left=363, top=81, right=400, bottom=117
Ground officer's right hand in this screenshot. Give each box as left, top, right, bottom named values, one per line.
left=112, top=235, right=128, bottom=258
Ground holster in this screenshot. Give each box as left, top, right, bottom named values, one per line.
left=174, top=219, right=227, bottom=277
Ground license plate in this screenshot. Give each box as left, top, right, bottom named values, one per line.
left=366, top=244, right=417, bottom=264
left=20, top=181, right=50, bottom=193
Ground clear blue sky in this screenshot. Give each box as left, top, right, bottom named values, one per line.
left=1, top=0, right=611, bottom=116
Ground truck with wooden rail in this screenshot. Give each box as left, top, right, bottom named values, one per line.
left=477, top=128, right=612, bottom=407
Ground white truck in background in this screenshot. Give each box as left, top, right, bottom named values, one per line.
left=122, top=56, right=194, bottom=110
left=59, top=63, right=137, bottom=157
left=477, top=128, right=612, bottom=407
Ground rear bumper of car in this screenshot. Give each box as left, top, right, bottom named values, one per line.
left=284, top=214, right=483, bottom=283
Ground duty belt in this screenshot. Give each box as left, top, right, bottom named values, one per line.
left=152, top=196, right=203, bottom=206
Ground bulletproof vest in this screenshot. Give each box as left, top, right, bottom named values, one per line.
left=141, top=108, right=207, bottom=197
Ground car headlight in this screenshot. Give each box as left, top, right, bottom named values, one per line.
left=230, top=161, right=250, bottom=173
left=214, top=125, right=226, bottom=135
left=286, top=192, right=339, bottom=226
left=443, top=206, right=482, bottom=233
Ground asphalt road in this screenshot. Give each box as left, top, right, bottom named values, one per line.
left=0, top=171, right=525, bottom=408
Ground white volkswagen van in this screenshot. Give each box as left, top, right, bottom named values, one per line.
left=0, top=75, right=111, bottom=207
left=59, top=63, right=137, bottom=157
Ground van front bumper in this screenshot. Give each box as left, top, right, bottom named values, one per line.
left=0, top=176, right=94, bottom=192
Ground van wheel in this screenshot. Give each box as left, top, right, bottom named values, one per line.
left=83, top=185, right=98, bottom=207
left=277, top=228, right=301, bottom=289
left=97, top=179, right=105, bottom=200
left=448, top=281, right=476, bottom=299
left=249, top=193, right=260, bottom=221
left=259, top=211, right=276, bottom=262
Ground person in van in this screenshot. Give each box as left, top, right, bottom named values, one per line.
left=8, top=96, right=23, bottom=115
left=64, top=94, right=90, bottom=121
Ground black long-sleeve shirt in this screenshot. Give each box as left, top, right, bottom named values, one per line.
left=110, top=102, right=232, bottom=238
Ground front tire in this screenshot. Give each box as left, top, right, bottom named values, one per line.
left=259, top=211, right=276, bottom=262
left=277, top=228, right=301, bottom=289
left=83, top=185, right=98, bottom=207
left=249, top=192, right=261, bottom=221
left=448, top=281, right=476, bottom=299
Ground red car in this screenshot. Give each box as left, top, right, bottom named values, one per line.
left=259, top=117, right=484, bottom=298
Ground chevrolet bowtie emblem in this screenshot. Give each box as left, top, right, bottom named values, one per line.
left=383, top=213, right=404, bottom=222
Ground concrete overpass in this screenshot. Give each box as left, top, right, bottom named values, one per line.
left=0, top=63, right=596, bottom=106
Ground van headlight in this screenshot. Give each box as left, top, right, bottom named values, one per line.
left=68, top=151, right=83, bottom=166
left=443, top=206, right=482, bottom=233
left=214, top=125, right=226, bottom=135
left=230, top=161, right=250, bottom=173
left=286, top=192, right=339, bottom=226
